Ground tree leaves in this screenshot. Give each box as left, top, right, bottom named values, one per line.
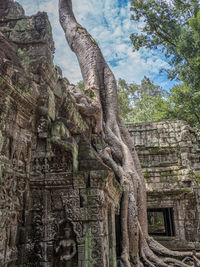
left=130, top=0, right=200, bottom=89
left=117, top=77, right=169, bottom=123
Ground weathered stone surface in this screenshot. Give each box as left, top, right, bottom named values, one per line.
left=128, top=121, right=200, bottom=246
left=0, top=2, right=121, bottom=266
left=0, top=1, right=200, bottom=266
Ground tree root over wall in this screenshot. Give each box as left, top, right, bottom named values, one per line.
left=58, top=0, right=200, bottom=266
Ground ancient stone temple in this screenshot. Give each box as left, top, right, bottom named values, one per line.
left=0, top=2, right=121, bottom=266
left=0, top=1, right=200, bottom=267
left=127, top=122, right=200, bottom=250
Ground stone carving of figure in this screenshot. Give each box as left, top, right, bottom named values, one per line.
left=55, top=222, right=76, bottom=267
left=37, top=115, right=49, bottom=137
left=36, top=90, right=49, bottom=138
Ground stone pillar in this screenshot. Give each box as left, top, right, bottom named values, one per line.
left=108, top=205, right=117, bottom=267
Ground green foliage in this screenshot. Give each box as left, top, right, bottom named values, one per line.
left=130, top=0, right=200, bottom=89
left=129, top=0, right=200, bottom=127
left=117, top=78, right=200, bottom=127
left=76, top=80, right=97, bottom=99
left=166, top=84, right=200, bottom=127
left=117, top=79, right=134, bottom=121
left=76, top=80, right=85, bottom=91
left=117, top=77, right=169, bottom=123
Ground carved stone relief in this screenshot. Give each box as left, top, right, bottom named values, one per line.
left=54, top=221, right=77, bottom=267
left=1, top=1, right=200, bottom=266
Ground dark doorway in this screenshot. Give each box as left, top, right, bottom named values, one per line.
left=115, top=214, right=122, bottom=258
left=147, top=208, right=175, bottom=236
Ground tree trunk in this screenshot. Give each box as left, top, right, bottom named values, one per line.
left=58, top=0, right=200, bottom=266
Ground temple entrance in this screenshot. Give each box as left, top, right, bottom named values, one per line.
left=115, top=214, right=122, bottom=260
left=147, top=208, right=175, bottom=236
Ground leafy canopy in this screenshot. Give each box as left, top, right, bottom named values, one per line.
left=117, top=77, right=169, bottom=123
left=129, top=0, right=200, bottom=127
left=167, top=83, right=200, bottom=126
left=117, top=78, right=200, bottom=127
left=130, top=0, right=200, bottom=89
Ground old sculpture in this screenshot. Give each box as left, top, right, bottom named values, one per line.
left=0, top=0, right=200, bottom=266
left=55, top=222, right=76, bottom=266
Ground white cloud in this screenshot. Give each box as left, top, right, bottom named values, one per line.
left=16, top=0, right=171, bottom=88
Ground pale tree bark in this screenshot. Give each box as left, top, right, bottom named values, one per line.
left=59, top=0, right=200, bottom=266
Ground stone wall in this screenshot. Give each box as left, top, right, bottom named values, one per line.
left=127, top=121, right=200, bottom=248
left=0, top=1, right=200, bottom=266
left=0, top=1, right=121, bottom=266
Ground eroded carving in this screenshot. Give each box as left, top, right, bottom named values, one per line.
left=55, top=221, right=77, bottom=267
left=1, top=1, right=200, bottom=266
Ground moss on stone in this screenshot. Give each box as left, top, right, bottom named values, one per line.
left=148, top=188, right=191, bottom=198
left=48, top=89, right=56, bottom=121
left=193, top=171, right=200, bottom=184
left=144, top=172, right=151, bottom=178
left=160, top=176, right=179, bottom=183
left=85, top=89, right=97, bottom=99
left=0, top=131, right=4, bottom=152
left=14, top=18, right=32, bottom=32
left=72, top=144, right=79, bottom=172
left=141, top=162, right=178, bottom=168
left=85, top=227, right=96, bottom=266
left=109, top=246, right=117, bottom=267
left=10, top=19, right=33, bottom=43
left=62, top=97, right=89, bottom=133
left=17, top=48, right=31, bottom=72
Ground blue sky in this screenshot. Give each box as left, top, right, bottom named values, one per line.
left=16, top=0, right=177, bottom=90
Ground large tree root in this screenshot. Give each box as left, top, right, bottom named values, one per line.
left=137, top=225, right=200, bottom=267
left=147, top=237, right=200, bottom=260
left=58, top=1, right=200, bottom=266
